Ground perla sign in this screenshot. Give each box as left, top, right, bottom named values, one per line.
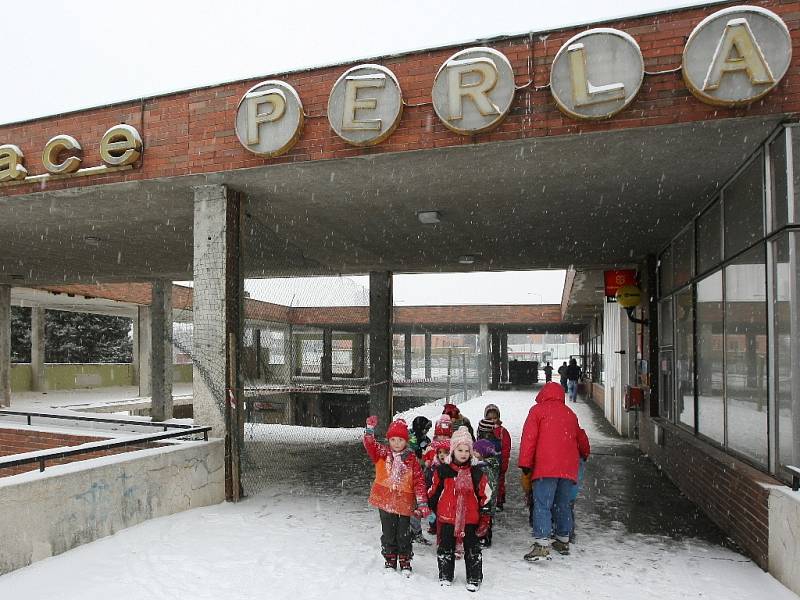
left=235, top=5, right=791, bottom=157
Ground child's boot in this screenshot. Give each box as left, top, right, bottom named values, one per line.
left=398, top=555, right=412, bottom=577
left=384, top=553, right=397, bottom=570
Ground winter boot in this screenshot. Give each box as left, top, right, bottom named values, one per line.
left=523, top=542, right=551, bottom=562
left=384, top=553, right=398, bottom=570
left=466, top=581, right=482, bottom=592
left=412, top=531, right=431, bottom=546
left=398, top=555, right=412, bottom=577
left=552, top=539, right=570, bottom=555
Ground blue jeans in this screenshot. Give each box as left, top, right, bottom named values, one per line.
left=532, top=477, right=575, bottom=544
left=567, top=379, right=578, bottom=402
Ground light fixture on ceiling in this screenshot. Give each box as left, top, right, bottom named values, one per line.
left=416, top=210, right=441, bottom=224
left=458, top=254, right=477, bottom=265
left=84, top=236, right=102, bottom=247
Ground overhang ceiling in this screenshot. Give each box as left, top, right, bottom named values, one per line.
left=0, top=115, right=784, bottom=285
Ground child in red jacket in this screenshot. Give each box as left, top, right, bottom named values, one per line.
left=428, top=426, right=491, bottom=592
left=363, top=416, right=430, bottom=576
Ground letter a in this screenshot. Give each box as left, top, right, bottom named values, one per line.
left=703, top=18, right=774, bottom=91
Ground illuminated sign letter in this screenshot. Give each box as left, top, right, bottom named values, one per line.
left=446, top=57, right=500, bottom=120
left=342, top=74, right=385, bottom=131
left=568, top=43, right=625, bottom=107
left=100, top=125, right=142, bottom=166
left=703, top=18, right=774, bottom=91
left=0, top=145, right=27, bottom=182
left=42, top=135, right=82, bottom=174
left=245, top=88, right=287, bottom=145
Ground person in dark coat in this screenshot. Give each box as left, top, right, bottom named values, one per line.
left=565, top=358, right=582, bottom=402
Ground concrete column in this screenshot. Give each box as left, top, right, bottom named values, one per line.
left=150, top=280, right=173, bottom=422
left=321, top=328, right=333, bottom=383
left=424, top=332, right=432, bottom=380
left=500, top=332, right=509, bottom=383
left=478, top=323, right=489, bottom=394
left=30, top=307, right=46, bottom=392
left=0, top=286, right=10, bottom=407
left=404, top=332, right=412, bottom=380
left=491, top=331, right=501, bottom=390
left=369, top=271, right=393, bottom=436
left=193, top=184, right=244, bottom=502
left=137, top=306, right=152, bottom=397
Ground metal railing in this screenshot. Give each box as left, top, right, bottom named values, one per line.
left=0, top=409, right=196, bottom=431
left=0, top=425, right=212, bottom=473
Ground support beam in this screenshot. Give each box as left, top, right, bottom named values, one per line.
left=136, top=307, right=152, bottom=397
left=150, top=280, right=173, bottom=422
left=193, top=184, right=244, bottom=502
left=0, top=286, right=10, bottom=407
left=491, top=330, right=501, bottom=390
left=30, top=307, right=46, bottom=392
left=321, top=327, right=333, bottom=383
left=478, top=323, right=489, bottom=394
left=369, top=271, right=393, bottom=436
left=500, top=332, right=509, bottom=383
left=404, top=332, right=412, bottom=380
left=424, top=332, right=432, bottom=380
left=352, top=333, right=365, bottom=378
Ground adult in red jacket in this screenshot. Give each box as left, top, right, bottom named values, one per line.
left=518, top=382, right=590, bottom=561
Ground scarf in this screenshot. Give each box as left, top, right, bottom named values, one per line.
left=453, top=464, right=474, bottom=555
left=387, top=451, right=406, bottom=490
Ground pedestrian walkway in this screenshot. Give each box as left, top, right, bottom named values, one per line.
left=0, top=388, right=794, bottom=600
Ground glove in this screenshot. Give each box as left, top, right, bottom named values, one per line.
left=520, top=471, right=532, bottom=503
left=365, top=415, right=378, bottom=435
left=413, top=503, right=431, bottom=519
left=476, top=513, right=491, bottom=538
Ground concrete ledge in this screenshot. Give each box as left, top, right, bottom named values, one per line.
left=0, top=438, right=224, bottom=574
left=768, top=486, right=800, bottom=596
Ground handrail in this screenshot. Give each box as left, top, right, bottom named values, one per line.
left=0, top=426, right=212, bottom=473
left=0, top=409, right=195, bottom=431
left=787, top=465, right=800, bottom=492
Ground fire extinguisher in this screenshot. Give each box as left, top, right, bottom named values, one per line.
left=624, top=385, right=644, bottom=411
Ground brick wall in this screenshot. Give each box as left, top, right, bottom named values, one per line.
left=639, top=412, right=777, bottom=569
left=1, top=0, right=798, bottom=197
left=0, top=428, right=158, bottom=478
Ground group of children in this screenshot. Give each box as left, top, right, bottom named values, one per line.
left=362, top=402, right=511, bottom=592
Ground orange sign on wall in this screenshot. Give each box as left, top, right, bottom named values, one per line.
left=604, top=269, right=637, bottom=300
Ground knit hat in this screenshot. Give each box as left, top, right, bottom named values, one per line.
left=434, top=414, right=453, bottom=438
left=386, top=418, right=409, bottom=441
left=431, top=439, right=450, bottom=452
left=473, top=439, right=496, bottom=457
left=449, top=426, right=473, bottom=455
left=483, top=403, right=501, bottom=420
left=477, top=418, right=497, bottom=435
left=442, top=403, right=460, bottom=418
left=411, top=415, right=432, bottom=436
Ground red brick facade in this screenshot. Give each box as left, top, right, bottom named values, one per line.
left=0, top=428, right=158, bottom=478
left=1, top=0, right=798, bottom=198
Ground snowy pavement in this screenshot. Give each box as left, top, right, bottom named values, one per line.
left=0, top=389, right=796, bottom=599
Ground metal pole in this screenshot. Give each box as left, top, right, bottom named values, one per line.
left=446, top=347, right=452, bottom=402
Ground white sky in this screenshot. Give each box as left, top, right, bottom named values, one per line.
left=8, top=0, right=713, bottom=305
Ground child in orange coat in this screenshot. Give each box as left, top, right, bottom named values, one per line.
left=363, top=415, right=430, bottom=576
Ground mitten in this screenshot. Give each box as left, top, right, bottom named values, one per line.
left=476, top=513, right=491, bottom=538
left=413, top=503, right=431, bottom=519
left=365, top=415, right=378, bottom=435
left=520, top=471, right=532, bottom=499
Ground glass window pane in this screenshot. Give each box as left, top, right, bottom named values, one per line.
left=696, top=201, right=722, bottom=275
left=792, top=127, right=800, bottom=224
left=659, top=247, right=673, bottom=296
left=673, top=227, right=694, bottom=288
left=659, top=350, right=674, bottom=422
left=724, top=156, right=764, bottom=258
left=659, top=297, right=673, bottom=348
left=675, top=286, right=695, bottom=428
left=770, top=129, right=788, bottom=231
left=774, top=232, right=800, bottom=476
left=696, top=271, right=724, bottom=444
left=724, top=244, right=768, bottom=465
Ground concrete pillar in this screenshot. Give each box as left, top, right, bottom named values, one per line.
left=369, top=271, right=393, bottom=436
left=137, top=306, right=152, bottom=397
left=478, top=323, right=489, bottom=394
left=500, top=332, right=509, bottom=383
left=193, top=184, right=244, bottom=501
left=491, top=331, right=501, bottom=390
left=150, top=280, right=174, bottom=422
left=424, top=332, right=432, bottom=380
left=321, top=327, right=333, bottom=383
left=404, top=332, right=412, bottom=380
left=0, top=286, right=10, bottom=407
left=30, top=307, right=46, bottom=392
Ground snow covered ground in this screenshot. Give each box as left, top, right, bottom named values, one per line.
left=0, top=390, right=795, bottom=600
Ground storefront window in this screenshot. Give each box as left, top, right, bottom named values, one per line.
left=724, top=244, right=768, bottom=466
left=659, top=297, right=673, bottom=348
left=696, top=201, right=722, bottom=276
left=696, top=271, right=724, bottom=444
left=675, top=286, right=695, bottom=429
left=770, top=129, right=789, bottom=231
left=659, top=350, right=674, bottom=422
left=723, top=155, right=764, bottom=259
left=792, top=127, right=800, bottom=225
left=773, top=232, right=800, bottom=477
left=659, top=247, right=673, bottom=296
left=673, top=226, right=694, bottom=289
